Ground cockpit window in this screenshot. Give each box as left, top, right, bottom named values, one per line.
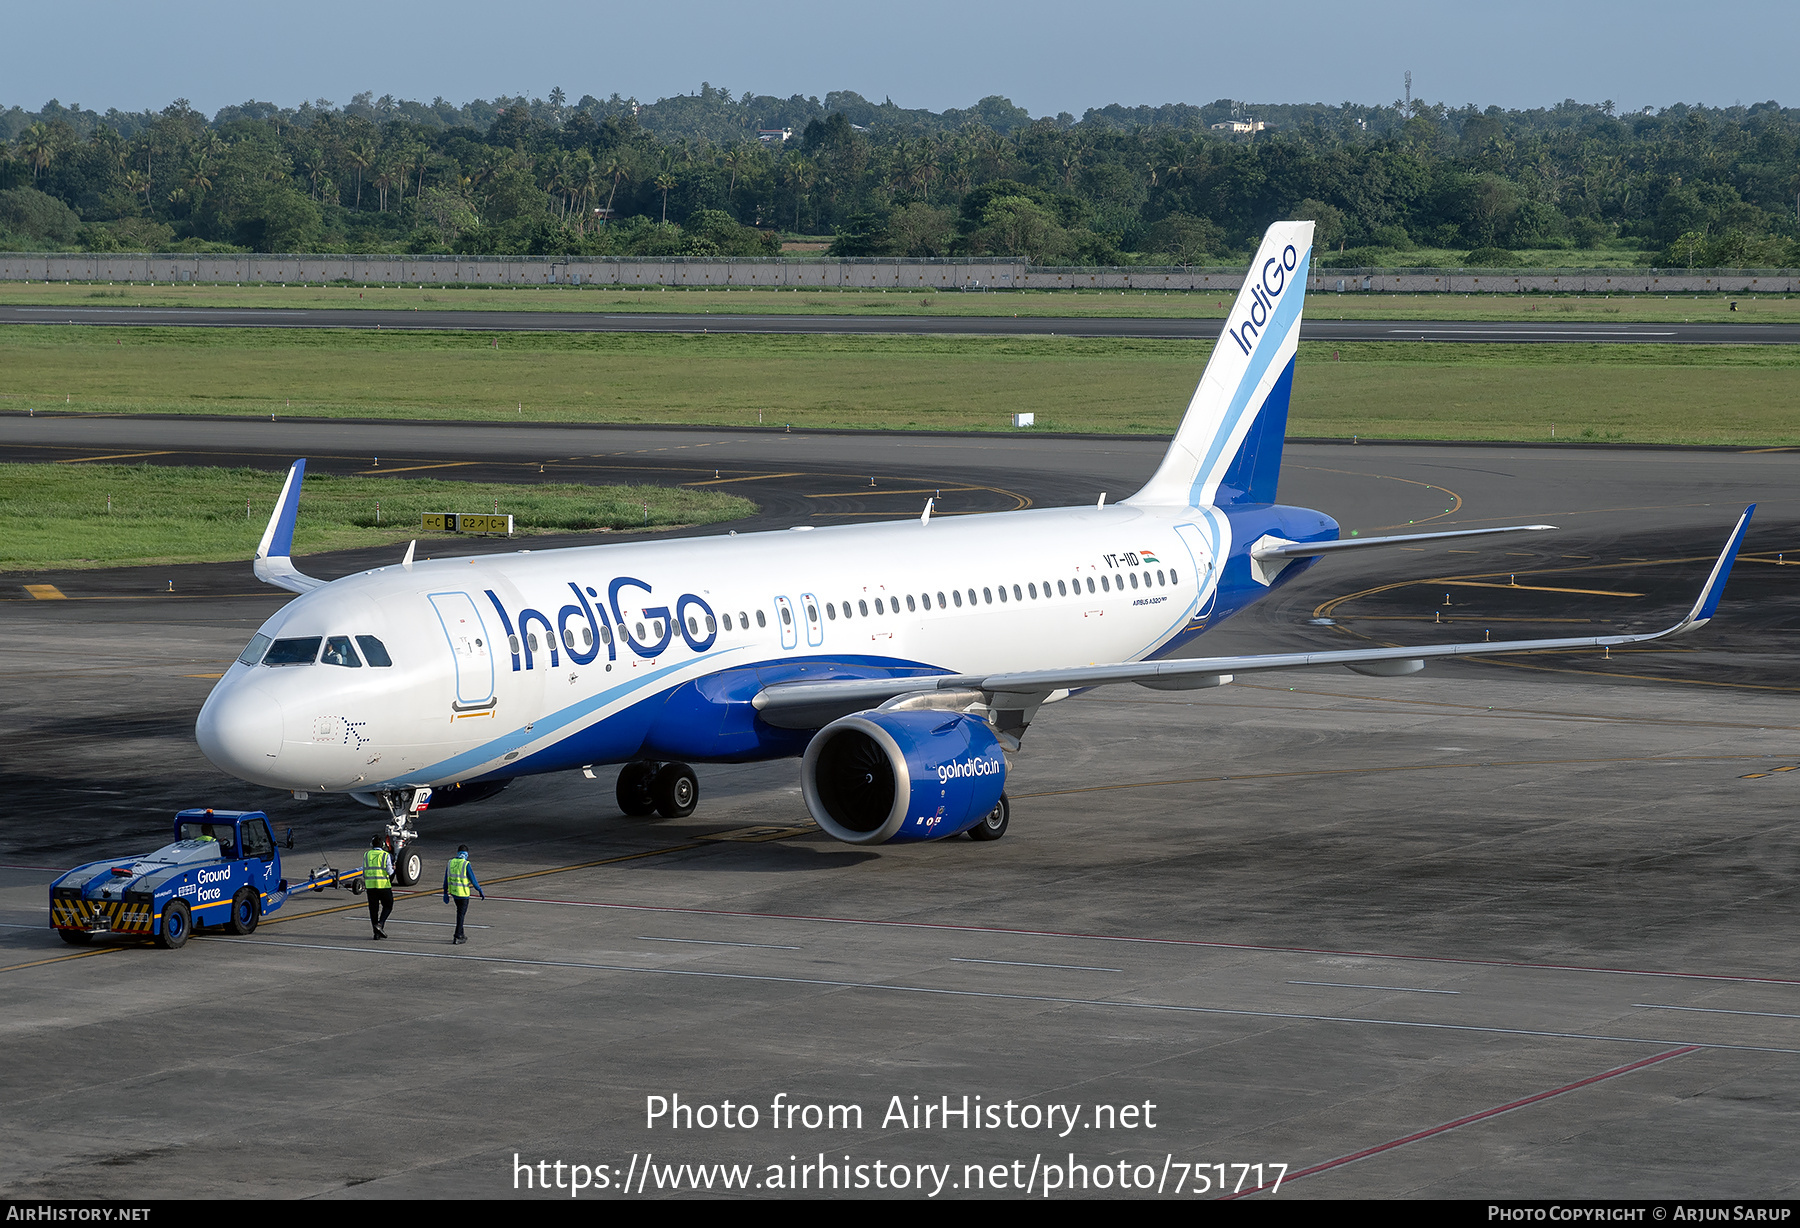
left=263, top=637, right=321, bottom=666
left=237, top=634, right=271, bottom=666
left=322, top=636, right=363, bottom=668
left=356, top=636, right=393, bottom=667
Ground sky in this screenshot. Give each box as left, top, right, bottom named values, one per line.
left=9, top=0, right=1798, bottom=120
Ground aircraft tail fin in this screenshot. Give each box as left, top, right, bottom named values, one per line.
left=1127, top=220, right=1313, bottom=509
left=253, top=459, right=326, bottom=594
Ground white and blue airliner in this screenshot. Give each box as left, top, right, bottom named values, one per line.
left=195, top=221, right=1753, bottom=884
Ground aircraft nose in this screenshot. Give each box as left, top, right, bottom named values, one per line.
left=196, top=677, right=285, bottom=782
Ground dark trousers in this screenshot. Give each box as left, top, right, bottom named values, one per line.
left=452, top=895, right=469, bottom=939
left=366, top=888, right=393, bottom=933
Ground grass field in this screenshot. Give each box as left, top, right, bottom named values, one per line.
left=2, top=325, right=1797, bottom=445
left=0, top=463, right=755, bottom=571
left=2, top=279, right=1794, bottom=322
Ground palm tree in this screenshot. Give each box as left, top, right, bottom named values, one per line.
left=601, top=153, right=632, bottom=217
left=1058, top=140, right=1086, bottom=190
left=1165, top=144, right=1202, bottom=189
left=908, top=142, right=939, bottom=201
left=17, top=123, right=56, bottom=182
left=297, top=148, right=327, bottom=200
left=572, top=153, right=601, bottom=233
left=345, top=136, right=377, bottom=208
left=402, top=145, right=429, bottom=204
left=123, top=169, right=150, bottom=210
left=782, top=156, right=817, bottom=230
left=373, top=159, right=400, bottom=212
left=653, top=172, right=677, bottom=224
left=721, top=143, right=749, bottom=205
left=186, top=156, right=213, bottom=209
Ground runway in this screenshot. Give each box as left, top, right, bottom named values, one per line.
left=2, top=421, right=1798, bottom=1199
left=2, top=303, right=1795, bottom=343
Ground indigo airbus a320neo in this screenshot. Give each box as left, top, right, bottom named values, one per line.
left=196, top=221, right=1751, bottom=884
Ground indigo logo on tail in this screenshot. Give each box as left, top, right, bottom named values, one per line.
left=1227, top=244, right=1300, bottom=356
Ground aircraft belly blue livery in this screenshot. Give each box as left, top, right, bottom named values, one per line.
left=195, top=221, right=1754, bottom=870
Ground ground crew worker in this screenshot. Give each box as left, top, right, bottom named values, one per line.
left=363, top=837, right=394, bottom=940
left=442, top=844, right=484, bottom=944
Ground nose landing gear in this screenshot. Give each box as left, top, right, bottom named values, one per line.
left=374, top=786, right=430, bottom=886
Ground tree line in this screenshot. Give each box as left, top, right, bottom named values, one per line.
left=0, top=86, right=1795, bottom=268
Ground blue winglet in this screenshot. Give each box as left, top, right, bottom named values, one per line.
left=1687, top=504, right=1754, bottom=626
left=251, top=460, right=326, bottom=593
left=259, top=459, right=306, bottom=561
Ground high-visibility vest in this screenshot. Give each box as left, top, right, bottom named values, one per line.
left=447, top=856, right=472, bottom=898
left=363, top=847, right=392, bottom=890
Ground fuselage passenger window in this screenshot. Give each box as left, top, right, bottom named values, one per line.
left=906, top=595, right=917, bottom=612
left=826, top=603, right=837, bottom=620
left=983, top=588, right=993, bottom=604
left=760, top=609, right=770, bottom=627
left=1057, top=580, right=1067, bottom=596
left=859, top=600, right=869, bottom=616
left=952, top=590, right=963, bottom=608
left=935, top=592, right=945, bottom=609
left=1086, top=577, right=1096, bottom=593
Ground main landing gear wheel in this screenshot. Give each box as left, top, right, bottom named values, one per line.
left=157, top=899, right=191, bottom=949
left=652, top=763, right=699, bottom=819
left=616, top=762, right=660, bottom=816
left=393, top=842, right=423, bottom=887
left=966, top=794, right=1010, bottom=841
left=227, top=887, right=260, bottom=936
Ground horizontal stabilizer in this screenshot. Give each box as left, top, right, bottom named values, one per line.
left=1250, top=524, right=1558, bottom=561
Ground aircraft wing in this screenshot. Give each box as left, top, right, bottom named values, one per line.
left=753, top=506, right=1753, bottom=727
left=252, top=459, right=327, bottom=594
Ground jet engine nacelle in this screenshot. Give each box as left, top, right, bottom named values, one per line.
left=801, top=710, right=1006, bottom=845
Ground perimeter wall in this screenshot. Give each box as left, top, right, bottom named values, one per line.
left=1, top=252, right=1795, bottom=294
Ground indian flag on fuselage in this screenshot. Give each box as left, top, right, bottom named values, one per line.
left=1126, top=220, right=1314, bottom=511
